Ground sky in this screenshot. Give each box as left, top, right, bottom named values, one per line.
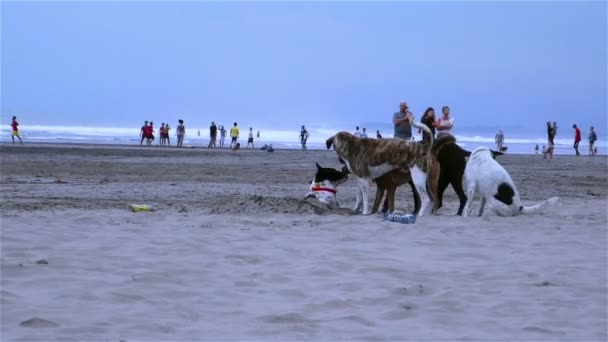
left=1, top=1, right=607, bottom=137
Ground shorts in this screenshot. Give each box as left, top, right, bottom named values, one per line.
left=248, top=138, right=254, bottom=143
left=573, top=141, right=580, bottom=148
left=12, top=130, right=19, bottom=137
left=231, top=137, right=237, bottom=143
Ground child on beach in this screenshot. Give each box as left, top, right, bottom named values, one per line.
left=10, top=116, right=23, bottom=145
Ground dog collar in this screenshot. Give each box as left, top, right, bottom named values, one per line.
left=311, top=186, right=337, bottom=194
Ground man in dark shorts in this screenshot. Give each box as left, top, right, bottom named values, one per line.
left=572, top=124, right=581, bottom=156
left=208, top=121, right=217, bottom=148
left=140, top=120, right=148, bottom=145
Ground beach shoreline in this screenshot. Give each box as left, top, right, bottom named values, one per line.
left=1, top=143, right=606, bottom=340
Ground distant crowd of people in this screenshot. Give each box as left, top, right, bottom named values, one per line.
left=4, top=113, right=600, bottom=157
left=541, top=122, right=598, bottom=159
left=139, top=120, right=263, bottom=150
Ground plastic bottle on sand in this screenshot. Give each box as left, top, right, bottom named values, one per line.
left=383, top=212, right=416, bottom=224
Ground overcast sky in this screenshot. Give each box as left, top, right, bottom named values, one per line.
left=2, top=1, right=606, bottom=136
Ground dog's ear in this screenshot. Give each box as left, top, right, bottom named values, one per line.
left=316, top=162, right=322, bottom=170
left=491, top=150, right=504, bottom=158
left=325, top=137, right=333, bottom=150
left=462, top=150, right=471, bottom=157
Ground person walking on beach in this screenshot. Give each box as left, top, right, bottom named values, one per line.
left=219, top=125, right=227, bottom=148
left=393, top=102, right=414, bottom=140
left=361, top=128, right=368, bottom=138
left=354, top=126, right=363, bottom=138
left=376, top=130, right=382, bottom=139
left=144, top=122, right=155, bottom=146
left=164, top=123, right=171, bottom=146
left=257, top=130, right=260, bottom=138
left=544, top=121, right=556, bottom=159
left=247, top=127, right=255, bottom=148
left=589, top=126, right=597, bottom=156
left=436, top=106, right=454, bottom=138
left=572, top=124, right=581, bottom=156
left=495, top=130, right=505, bottom=151
left=140, top=120, right=149, bottom=145
left=10, top=116, right=23, bottom=144
left=535, top=144, right=540, bottom=154
left=176, top=119, right=185, bottom=147
left=230, top=122, right=239, bottom=149
left=300, top=125, right=309, bottom=150
left=208, top=121, right=217, bottom=148
left=159, top=123, right=166, bottom=146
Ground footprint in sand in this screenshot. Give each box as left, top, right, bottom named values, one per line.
left=19, top=317, right=59, bottom=328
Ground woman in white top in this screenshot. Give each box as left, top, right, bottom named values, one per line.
left=436, top=105, right=454, bottom=138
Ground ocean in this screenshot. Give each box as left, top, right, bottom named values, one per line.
left=1, top=124, right=606, bottom=155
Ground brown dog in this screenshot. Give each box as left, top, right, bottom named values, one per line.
left=326, top=123, right=439, bottom=216
left=371, top=168, right=420, bottom=214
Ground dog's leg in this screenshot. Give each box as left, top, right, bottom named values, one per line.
left=426, top=158, right=440, bottom=214
left=409, top=179, right=421, bottom=214
left=361, top=178, right=371, bottom=215
left=371, top=184, right=384, bottom=214
left=387, top=186, right=397, bottom=213
left=462, top=181, right=477, bottom=217
left=410, top=166, right=429, bottom=216
left=452, top=176, right=468, bottom=216
left=478, top=197, right=486, bottom=217
left=437, top=174, right=450, bottom=211
left=353, top=177, right=363, bottom=212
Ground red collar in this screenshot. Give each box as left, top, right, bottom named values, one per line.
left=311, top=186, right=337, bottom=194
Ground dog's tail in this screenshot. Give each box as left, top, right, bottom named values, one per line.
left=521, top=196, right=559, bottom=214
left=410, top=121, right=433, bottom=153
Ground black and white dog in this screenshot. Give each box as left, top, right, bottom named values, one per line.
left=305, top=163, right=349, bottom=209
left=463, top=146, right=558, bottom=217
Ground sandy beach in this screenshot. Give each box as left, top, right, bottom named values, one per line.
left=1, top=143, right=606, bottom=341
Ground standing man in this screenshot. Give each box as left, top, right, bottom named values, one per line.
left=176, top=119, right=185, bottom=147
left=230, top=122, right=240, bottom=149
left=219, top=125, right=227, bottom=148
left=354, top=126, right=363, bottom=138
left=247, top=127, right=255, bottom=148
left=495, top=130, right=505, bottom=151
left=393, top=102, right=414, bottom=140
left=299, top=125, right=309, bottom=150
left=589, top=126, right=597, bottom=156
left=140, top=120, right=148, bottom=145
left=573, top=124, right=581, bottom=156
left=11, top=116, right=23, bottom=145
left=208, top=121, right=217, bottom=148
left=376, top=130, right=382, bottom=139
left=544, top=121, right=556, bottom=159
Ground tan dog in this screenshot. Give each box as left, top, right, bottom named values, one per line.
left=326, top=122, right=439, bottom=216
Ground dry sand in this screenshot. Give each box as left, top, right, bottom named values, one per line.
left=1, top=143, right=607, bottom=341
